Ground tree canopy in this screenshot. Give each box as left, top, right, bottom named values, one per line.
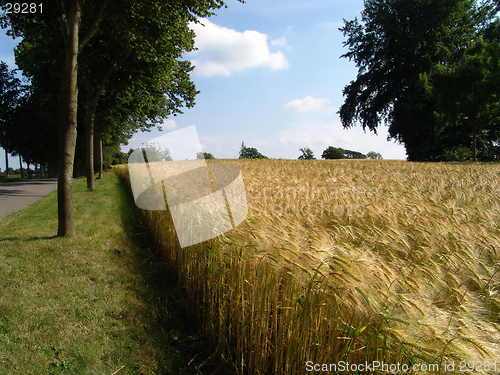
left=338, top=0, right=498, bottom=161
left=421, top=36, right=500, bottom=161
left=0, top=61, right=21, bottom=154
left=197, top=152, right=216, bottom=159
left=321, top=147, right=346, bottom=159
left=239, top=142, right=268, bottom=159
left=366, top=151, right=383, bottom=159
left=0, top=0, right=245, bottom=236
left=298, top=147, right=316, bottom=160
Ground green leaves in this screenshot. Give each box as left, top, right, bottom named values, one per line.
left=239, top=142, right=268, bottom=159
left=423, top=36, right=500, bottom=161
left=338, top=0, right=497, bottom=161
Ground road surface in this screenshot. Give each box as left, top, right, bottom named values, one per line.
left=0, top=179, right=58, bottom=220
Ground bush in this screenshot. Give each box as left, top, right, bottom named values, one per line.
left=197, top=152, right=215, bottom=159
left=321, top=147, right=346, bottom=159
left=438, top=147, right=472, bottom=162
left=103, top=145, right=128, bottom=168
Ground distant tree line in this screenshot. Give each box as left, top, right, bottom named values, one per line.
left=320, top=147, right=382, bottom=160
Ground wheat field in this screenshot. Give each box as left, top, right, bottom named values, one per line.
left=115, top=159, right=500, bottom=374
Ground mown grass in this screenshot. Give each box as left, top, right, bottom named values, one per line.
left=115, top=159, right=500, bottom=374
left=0, top=174, right=29, bottom=184
left=0, top=171, right=225, bottom=374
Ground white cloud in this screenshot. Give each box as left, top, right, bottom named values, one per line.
left=284, top=96, right=332, bottom=113
left=271, top=36, right=290, bottom=49
left=188, top=19, right=289, bottom=77
left=161, top=119, right=178, bottom=131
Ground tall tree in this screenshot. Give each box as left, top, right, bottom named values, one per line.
left=0, top=61, right=21, bottom=178
left=338, top=0, right=493, bottom=160
left=53, top=0, right=106, bottom=236
left=298, top=147, right=316, bottom=160
left=1, top=0, right=244, bottom=237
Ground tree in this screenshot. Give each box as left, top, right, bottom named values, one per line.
left=0, top=61, right=21, bottom=178
left=92, top=56, right=197, bottom=180
left=239, top=142, right=268, bottom=159
left=102, top=144, right=127, bottom=168
left=298, top=147, right=316, bottom=160
left=1, top=0, right=244, bottom=237
left=321, top=147, right=346, bottom=159
left=338, top=0, right=493, bottom=161
left=141, top=143, right=173, bottom=162
left=366, top=151, right=383, bottom=159
left=338, top=147, right=366, bottom=159
left=197, top=152, right=215, bottom=159
left=421, top=36, right=500, bottom=161
left=78, top=0, right=199, bottom=190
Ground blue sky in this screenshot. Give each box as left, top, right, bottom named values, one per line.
left=1, top=0, right=408, bottom=171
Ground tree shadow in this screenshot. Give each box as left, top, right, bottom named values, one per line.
left=114, top=173, right=233, bottom=375
left=0, top=235, right=57, bottom=242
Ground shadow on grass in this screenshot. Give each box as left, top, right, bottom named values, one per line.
left=114, top=174, right=233, bottom=375
left=0, top=235, right=57, bottom=242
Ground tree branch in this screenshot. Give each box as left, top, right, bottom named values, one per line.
left=79, top=0, right=107, bottom=54
left=55, top=0, right=70, bottom=43
left=96, top=55, right=129, bottom=98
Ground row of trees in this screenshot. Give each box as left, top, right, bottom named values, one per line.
left=0, top=0, right=243, bottom=236
left=237, top=144, right=383, bottom=160
left=339, top=0, right=500, bottom=161
left=0, top=166, right=47, bottom=178
left=299, top=146, right=383, bottom=160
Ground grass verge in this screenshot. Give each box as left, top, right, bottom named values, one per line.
left=0, top=175, right=29, bottom=184
left=0, top=171, right=223, bottom=374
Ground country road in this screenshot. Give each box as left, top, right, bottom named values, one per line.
left=0, top=179, right=58, bottom=220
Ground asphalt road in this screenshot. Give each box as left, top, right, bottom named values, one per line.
left=0, top=179, right=58, bottom=220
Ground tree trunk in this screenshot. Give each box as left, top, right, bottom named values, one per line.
left=94, top=125, right=103, bottom=179
left=19, top=154, right=23, bottom=178
left=85, top=96, right=96, bottom=190
left=82, top=57, right=123, bottom=185
left=5, top=149, right=9, bottom=178
left=56, top=0, right=80, bottom=237
left=49, top=162, right=57, bottom=178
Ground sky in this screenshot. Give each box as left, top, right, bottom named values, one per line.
left=0, top=0, right=408, bottom=171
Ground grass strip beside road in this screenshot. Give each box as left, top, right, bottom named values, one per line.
left=0, top=172, right=217, bottom=374
left=0, top=175, right=29, bottom=184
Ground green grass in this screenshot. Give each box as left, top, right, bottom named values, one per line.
left=0, top=174, right=30, bottom=184
left=0, top=172, right=225, bottom=374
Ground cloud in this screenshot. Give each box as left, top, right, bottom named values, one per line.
left=188, top=19, right=289, bottom=77
left=271, top=37, right=291, bottom=49
left=284, top=96, right=332, bottom=113
left=161, top=119, right=177, bottom=131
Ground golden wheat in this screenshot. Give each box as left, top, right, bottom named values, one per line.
left=115, top=159, right=500, bottom=374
